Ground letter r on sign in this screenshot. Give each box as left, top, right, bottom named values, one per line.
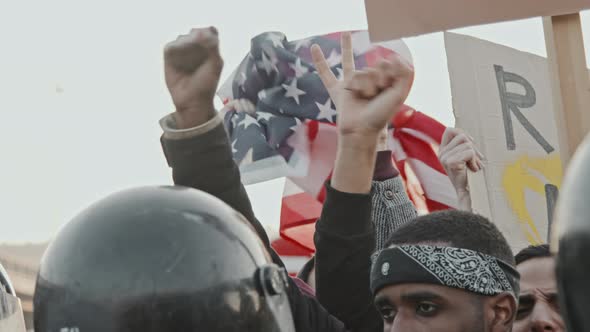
left=494, top=65, right=555, bottom=154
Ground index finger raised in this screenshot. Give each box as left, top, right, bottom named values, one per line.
left=341, top=32, right=355, bottom=79
left=311, top=44, right=338, bottom=91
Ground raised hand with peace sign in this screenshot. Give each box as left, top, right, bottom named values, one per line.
left=311, top=32, right=414, bottom=193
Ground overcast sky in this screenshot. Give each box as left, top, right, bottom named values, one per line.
left=1, top=1, right=589, bottom=243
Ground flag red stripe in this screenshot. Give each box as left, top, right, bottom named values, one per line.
left=395, top=132, right=446, bottom=175
left=280, top=192, right=323, bottom=229
left=394, top=108, right=446, bottom=142
left=281, top=223, right=316, bottom=253
left=425, top=198, right=452, bottom=211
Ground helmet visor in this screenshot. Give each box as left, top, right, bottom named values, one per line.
left=0, top=290, right=26, bottom=332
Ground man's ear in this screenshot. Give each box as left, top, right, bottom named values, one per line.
left=485, top=293, right=517, bottom=332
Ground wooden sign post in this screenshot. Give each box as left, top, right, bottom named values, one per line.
left=543, top=13, right=590, bottom=165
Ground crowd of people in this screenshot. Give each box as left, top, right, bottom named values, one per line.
left=1, top=26, right=589, bottom=332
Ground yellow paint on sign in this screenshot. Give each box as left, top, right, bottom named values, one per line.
left=502, top=154, right=563, bottom=245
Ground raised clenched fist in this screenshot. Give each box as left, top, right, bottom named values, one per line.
left=164, top=27, right=223, bottom=128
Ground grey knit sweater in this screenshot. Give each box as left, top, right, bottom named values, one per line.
left=371, top=176, right=417, bottom=254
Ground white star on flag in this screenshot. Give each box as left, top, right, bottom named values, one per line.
left=289, top=58, right=308, bottom=78
left=259, top=52, right=277, bottom=76
left=257, top=112, right=274, bottom=122
left=231, top=140, right=238, bottom=154
left=336, top=67, right=344, bottom=80
left=315, top=98, right=337, bottom=122
left=238, top=72, right=247, bottom=91
left=325, top=50, right=342, bottom=68
left=267, top=33, right=285, bottom=48
left=293, top=38, right=311, bottom=52
left=231, top=114, right=240, bottom=128
left=282, top=79, right=306, bottom=105
left=290, top=117, right=303, bottom=132
left=239, top=114, right=260, bottom=130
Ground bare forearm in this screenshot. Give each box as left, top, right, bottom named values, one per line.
left=331, top=136, right=378, bottom=194
left=456, top=190, right=473, bottom=212
left=173, top=104, right=216, bottom=129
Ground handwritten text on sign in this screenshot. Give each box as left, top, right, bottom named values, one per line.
left=445, top=32, right=563, bottom=251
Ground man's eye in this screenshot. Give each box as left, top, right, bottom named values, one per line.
left=378, top=306, right=397, bottom=323
left=548, top=295, right=560, bottom=311
left=516, top=305, right=533, bottom=320
left=416, top=302, right=438, bottom=316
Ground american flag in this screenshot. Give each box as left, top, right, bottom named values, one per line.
left=217, top=30, right=457, bottom=272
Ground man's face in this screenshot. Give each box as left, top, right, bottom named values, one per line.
left=513, top=257, right=564, bottom=332
left=374, top=283, right=485, bottom=332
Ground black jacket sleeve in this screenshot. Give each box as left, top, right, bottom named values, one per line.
left=160, top=123, right=272, bottom=249
left=315, top=184, right=383, bottom=332
left=160, top=121, right=348, bottom=332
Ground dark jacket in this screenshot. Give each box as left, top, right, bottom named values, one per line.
left=161, top=121, right=361, bottom=332
left=315, top=157, right=417, bottom=332
left=314, top=184, right=382, bottom=331
left=159, top=112, right=417, bottom=331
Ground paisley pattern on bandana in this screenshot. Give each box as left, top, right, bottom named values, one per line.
left=399, top=245, right=514, bottom=295
left=370, top=245, right=520, bottom=296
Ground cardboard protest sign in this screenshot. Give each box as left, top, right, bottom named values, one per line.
left=445, top=32, right=563, bottom=251
left=365, top=0, right=590, bottom=41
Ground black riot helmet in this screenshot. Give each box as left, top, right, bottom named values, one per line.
left=553, top=136, right=590, bottom=332
left=34, top=186, right=295, bottom=332
left=0, top=262, right=26, bottom=332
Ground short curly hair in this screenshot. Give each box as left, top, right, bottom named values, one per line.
left=384, top=210, right=515, bottom=266
left=515, top=244, right=551, bottom=265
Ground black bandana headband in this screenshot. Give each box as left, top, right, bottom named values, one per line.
left=371, top=245, right=520, bottom=297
